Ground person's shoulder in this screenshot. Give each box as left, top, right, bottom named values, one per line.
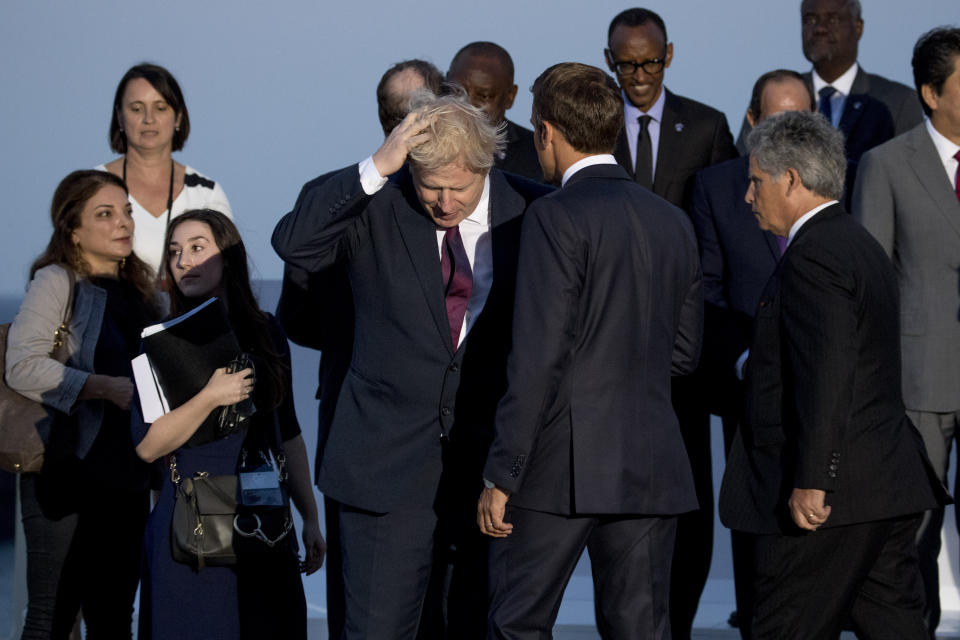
left=496, top=168, right=555, bottom=202
left=665, top=89, right=728, bottom=122
left=31, top=263, right=72, bottom=289
left=863, top=122, right=926, bottom=161
left=181, top=165, right=219, bottom=190
left=862, top=70, right=916, bottom=100
left=698, top=155, right=749, bottom=182
left=505, top=119, right=534, bottom=142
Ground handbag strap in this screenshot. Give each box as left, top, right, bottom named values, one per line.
left=52, top=268, right=77, bottom=353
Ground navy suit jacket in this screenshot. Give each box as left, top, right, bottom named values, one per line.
left=614, top=88, right=738, bottom=211
left=496, top=119, right=543, bottom=182
left=689, top=155, right=780, bottom=415
left=719, top=205, right=944, bottom=534
left=272, top=165, right=551, bottom=512
left=484, top=163, right=702, bottom=516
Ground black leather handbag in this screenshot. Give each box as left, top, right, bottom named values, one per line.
left=170, top=457, right=238, bottom=570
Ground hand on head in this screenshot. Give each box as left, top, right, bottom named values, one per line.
left=372, top=109, right=436, bottom=177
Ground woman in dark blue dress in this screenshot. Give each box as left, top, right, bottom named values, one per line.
left=132, top=209, right=325, bottom=639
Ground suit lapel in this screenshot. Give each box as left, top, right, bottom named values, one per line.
left=907, top=126, right=960, bottom=239
left=838, top=94, right=868, bottom=138
left=654, top=90, right=683, bottom=199
left=850, top=67, right=870, bottom=95
left=392, top=180, right=454, bottom=356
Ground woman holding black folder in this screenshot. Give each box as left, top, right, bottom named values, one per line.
left=132, top=209, right=324, bottom=640
left=6, top=169, right=161, bottom=638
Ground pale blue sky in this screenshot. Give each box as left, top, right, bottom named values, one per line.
left=0, top=0, right=950, bottom=300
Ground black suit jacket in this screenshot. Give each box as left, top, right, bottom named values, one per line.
left=272, top=165, right=551, bottom=512
left=483, top=163, right=702, bottom=516
left=689, top=156, right=780, bottom=415
left=496, top=119, right=543, bottom=182
left=614, top=88, right=738, bottom=211
left=719, top=204, right=944, bottom=534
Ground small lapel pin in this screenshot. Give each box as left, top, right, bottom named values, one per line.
left=675, top=123, right=684, bottom=132
left=852, top=101, right=862, bottom=110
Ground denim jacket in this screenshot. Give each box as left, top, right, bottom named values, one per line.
left=6, top=264, right=107, bottom=459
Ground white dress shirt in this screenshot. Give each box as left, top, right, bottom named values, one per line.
left=358, top=157, right=494, bottom=348
left=623, top=88, right=666, bottom=182
left=561, top=154, right=619, bottom=187
left=925, top=118, right=960, bottom=190
left=812, top=63, right=859, bottom=128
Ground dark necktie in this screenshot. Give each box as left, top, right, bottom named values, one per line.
left=776, top=235, right=789, bottom=255
left=954, top=150, right=960, bottom=208
left=818, top=86, right=837, bottom=125
left=635, top=115, right=653, bottom=189
left=440, top=226, right=473, bottom=349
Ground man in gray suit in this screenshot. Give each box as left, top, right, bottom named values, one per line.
left=853, top=26, right=960, bottom=639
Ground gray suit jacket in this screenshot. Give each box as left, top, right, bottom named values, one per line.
left=853, top=123, right=960, bottom=412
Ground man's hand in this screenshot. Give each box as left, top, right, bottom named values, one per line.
left=789, top=488, right=831, bottom=531
left=477, top=485, right=513, bottom=538
left=372, top=110, right=435, bottom=177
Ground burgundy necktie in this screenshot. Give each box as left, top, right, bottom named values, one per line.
left=954, top=150, right=960, bottom=207
left=440, top=226, right=472, bottom=349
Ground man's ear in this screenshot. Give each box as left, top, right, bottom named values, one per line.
left=745, top=108, right=756, bottom=128
left=921, top=83, right=940, bottom=114
left=784, top=167, right=802, bottom=195
left=604, top=48, right=616, bottom=73
left=505, top=84, right=518, bottom=110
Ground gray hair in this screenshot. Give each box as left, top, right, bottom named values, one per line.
left=747, top=111, right=847, bottom=201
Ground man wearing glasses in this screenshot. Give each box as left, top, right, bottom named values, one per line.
left=604, top=8, right=736, bottom=640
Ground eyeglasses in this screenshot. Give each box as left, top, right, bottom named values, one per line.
left=612, top=56, right=667, bottom=76
left=802, top=13, right=852, bottom=27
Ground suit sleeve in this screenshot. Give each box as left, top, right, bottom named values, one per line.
left=483, top=200, right=583, bottom=493
left=689, top=170, right=726, bottom=309
left=271, top=164, right=374, bottom=273
left=781, top=246, right=858, bottom=492
left=852, top=150, right=894, bottom=257
left=672, top=225, right=704, bottom=376
left=709, top=113, right=738, bottom=165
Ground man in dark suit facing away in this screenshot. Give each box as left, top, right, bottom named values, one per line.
left=719, top=110, right=946, bottom=640
left=478, top=62, right=702, bottom=640
left=273, top=91, right=550, bottom=640
left=603, top=10, right=736, bottom=635
left=447, top=41, right=543, bottom=182
left=275, top=58, right=443, bottom=640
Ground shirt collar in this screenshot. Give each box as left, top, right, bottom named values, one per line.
left=561, top=154, right=618, bottom=187
left=623, top=86, right=666, bottom=123
left=786, top=200, right=838, bottom=246
left=925, top=117, right=960, bottom=167
left=811, top=62, right=859, bottom=97
left=462, top=174, right=491, bottom=228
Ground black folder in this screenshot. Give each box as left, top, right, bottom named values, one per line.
left=140, top=297, right=242, bottom=447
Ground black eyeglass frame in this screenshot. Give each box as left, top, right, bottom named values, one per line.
left=610, top=55, right=668, bottom=76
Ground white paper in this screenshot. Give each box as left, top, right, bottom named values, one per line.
left=140, top=296, right=218, bottom=338
left=132, top=353, right=170, bottom=422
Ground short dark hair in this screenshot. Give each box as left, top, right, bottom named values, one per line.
left=110, top=63, right=189, bottom=154
left=532, top=63, right=624, bottom=154
left=448, top=41, right=515, bottom=80
left=800, top=0, right=861, bottom=22
left=607, top=8, right=667, bottom=44
left=912, top=27, right=960, bottom=117
left=747, top=69, right=814, bottom=121
left=376, top=59, right=444, bottom=135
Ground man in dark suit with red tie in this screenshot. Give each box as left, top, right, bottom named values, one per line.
left=478, top=62, right=702, bottom=640
left=719, top=110, right=946, bottom=640
left=603, top=9, right=736, bottom=636
left=273, top=91, right=550, bottom=639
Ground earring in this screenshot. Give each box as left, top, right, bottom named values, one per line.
left=119, top=257, right=127, bottom=270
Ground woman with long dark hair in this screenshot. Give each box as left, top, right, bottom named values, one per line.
left=7, top=169, right=160, bottom=638
left=133, top=209, right=324, bottom=639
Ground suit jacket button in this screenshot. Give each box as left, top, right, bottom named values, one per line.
left=449, top=363, right=459, bottom=372
left=441, top=406, right=451, bottom=416
left=829, top=464, right=838, bottom=471
left=828, top=471, right=837, bottom=478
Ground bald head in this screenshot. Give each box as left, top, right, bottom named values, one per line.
left=746, top=70, right=814, bottom=126
left=376, top=59, right=443, bottom=136
left=447, top=41, right=518, bottom=126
